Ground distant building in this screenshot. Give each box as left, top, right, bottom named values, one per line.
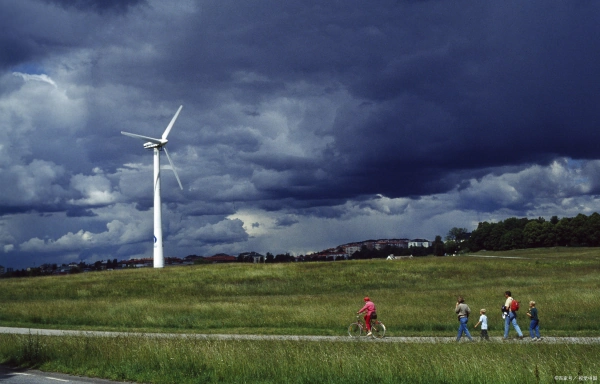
left=343, top=244, right=362, bottom=254
left=121, top=258, right=153, bottom=268
left=408, top=239, right=431, bottom=248
left=165, top=257, right=184, bottom=265
left=205, top=254, right=237, bottom=263
left=319, top=251, right=349, bottom=261
left=239, top=251, right=265, bottom=263
left=342, top=238, right=410, bottom=254
left=184, top=255, right=203, bottom=264
left=375, top=238, right=409, bottom=249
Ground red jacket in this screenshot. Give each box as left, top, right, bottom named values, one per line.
left=359, top=301, right=376, bottom=315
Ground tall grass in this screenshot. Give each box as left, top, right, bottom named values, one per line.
left=1, top=248, right=599, bottom=336
left=1, top=248, right=599, bottom=382
left=0, top=333, right=598, bottom=383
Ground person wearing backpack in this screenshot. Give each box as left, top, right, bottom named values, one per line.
left=503, top=291, right=524, bottom=340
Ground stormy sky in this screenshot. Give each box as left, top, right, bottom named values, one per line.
left=1, top=0, right=600, bottom=269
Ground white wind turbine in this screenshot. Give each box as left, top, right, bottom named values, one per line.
left=121, top=105, right=183, bottom=268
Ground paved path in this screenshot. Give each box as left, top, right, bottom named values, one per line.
left=0, top=365, right=126, bottom=384
left=1, top=327, right=599, bottom=343
left=464, top=254, right=533, bottom=259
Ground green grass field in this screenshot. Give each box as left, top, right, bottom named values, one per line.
left=1, top=247, right=599, bottom=383
left=2, top=334, right=599, bottom=383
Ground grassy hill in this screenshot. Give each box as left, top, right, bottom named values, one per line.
left=1, top=247, right=599, bottom=336
left=0, top=248, right=599, bottom=383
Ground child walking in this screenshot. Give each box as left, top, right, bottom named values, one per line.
left=526, top=301, right=541, bottom=341
left=474, top=309, right=489, bottom=341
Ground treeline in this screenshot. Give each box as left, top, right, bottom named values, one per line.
left=2, top=259, right=122, bottom=278
left=467, top=213, right=600, bottom=251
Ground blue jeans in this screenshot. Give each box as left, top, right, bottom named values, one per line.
left=504, top=312, right=523, bottom=338
left=457, top=317, right=473, bottom=341
left=529, top=319, right=540, bottom=338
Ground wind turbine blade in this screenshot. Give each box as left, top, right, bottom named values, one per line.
left=162, top=105, right=183, bottom=140
left=163, top=147, right=183, bottom=190
left=121, top=131, right=162, bottom=144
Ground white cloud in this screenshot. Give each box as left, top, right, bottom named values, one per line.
left=69, top=172, right=120, bottom=205
left=12, top=72, right=57, bottom=88
left=0, top=160, right=68, bottom=205
left=16, top=203, right=152, bottom=254
left=175, top=218, right=248, bottom=246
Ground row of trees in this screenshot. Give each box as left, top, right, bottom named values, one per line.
left=237, top=252, right=296, bottom=263
left=2, top=259, right=121, bottom=278
left=467, top=213, right=600, bottom=251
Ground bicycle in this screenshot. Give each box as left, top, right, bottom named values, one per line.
left=348, top=315, right=386, bottom=338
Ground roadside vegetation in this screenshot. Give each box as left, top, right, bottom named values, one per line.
left=1, top=334, right=598, bottom=383
left=1, top=247, right=599, bottom=382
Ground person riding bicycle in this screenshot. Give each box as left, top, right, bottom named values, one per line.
left=357, top=296, right=377, bottom=336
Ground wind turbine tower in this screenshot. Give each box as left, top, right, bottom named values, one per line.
left=121, top=105, right=183, bottom=268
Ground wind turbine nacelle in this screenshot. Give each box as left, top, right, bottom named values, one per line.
left=144, top=142, right=162, bottom=149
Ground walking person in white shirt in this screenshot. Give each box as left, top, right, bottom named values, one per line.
left=474, top=309, right=489, bottom=341
left=503, top=291, right=524, bottom=340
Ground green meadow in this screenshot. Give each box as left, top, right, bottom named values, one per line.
left=1, top=247, right=599, bottom=383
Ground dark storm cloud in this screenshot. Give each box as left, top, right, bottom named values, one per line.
left=0, top=0, right=145, bottom=73
left=186, top=202, right=237, bottom=217
left=134, top=201, right=153, bottom=212
left=274, top=216, right=299, bottom=228
left=320, top=2, right=600, bottom=198
left=3, top=0, right=600, bottom=269
left=66, top=208, right=97, bottom=217
left=129, top=0, right=600, bottom=202
left=42, top=0, right=146, bottom=14
left=0, top=2, right=76, bottom=70
left=17, top=0, right=581, bottom=202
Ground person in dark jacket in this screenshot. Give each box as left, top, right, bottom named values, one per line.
left=526, top=301, right=541, bottom=341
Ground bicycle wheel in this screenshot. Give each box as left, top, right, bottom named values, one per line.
left=371, top=321, right=386, bottom=338
left=348, top=323, right=362, bottom=338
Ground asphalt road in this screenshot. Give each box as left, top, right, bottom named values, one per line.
left=0, top=365, right=126, bottom=384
